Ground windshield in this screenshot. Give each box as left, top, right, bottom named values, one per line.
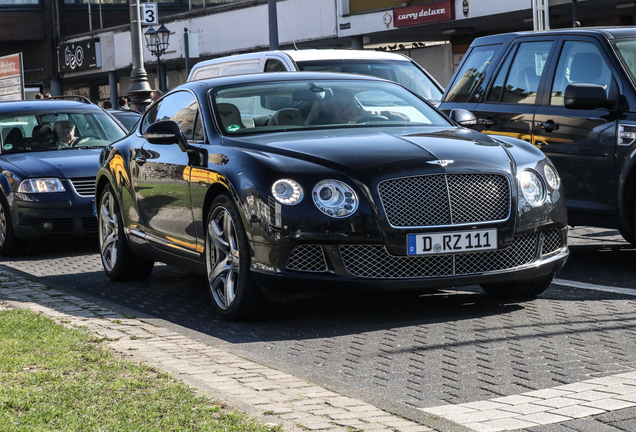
left=296, top=59, right=443, bottom=105
left=614, top=40, right=636, bottom=84
left=212, top=79, right=450, bottom=135
left=0, top=109, right=126, bottom=154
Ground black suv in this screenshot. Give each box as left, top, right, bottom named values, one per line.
left=439, top=28, right=636, bottom=243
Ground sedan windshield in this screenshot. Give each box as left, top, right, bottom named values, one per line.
left=0, top=109, right=126, bottom=154
left=212, top=79, right=450, bottom=135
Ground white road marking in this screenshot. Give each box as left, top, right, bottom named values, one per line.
left=552, top=278, right=636, bottom=297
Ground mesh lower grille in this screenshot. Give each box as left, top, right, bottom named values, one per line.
left=339, top=233, right=538, bottom=279
left=541, top=228, right=563, bottom=256
left=82, top=217, right=98, bottom=233
left=378, top=173, right=510, bottom=227
left=286, top=245, right=327, bottom=272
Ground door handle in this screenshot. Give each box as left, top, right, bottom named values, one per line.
left=536, top=120, right=559, bottom=132
left=133, top=156, right=146, bottom=165
left=478, top=118, right=496, bottom=126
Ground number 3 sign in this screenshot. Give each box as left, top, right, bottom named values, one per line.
left=141, top=3, right=158, bottom=25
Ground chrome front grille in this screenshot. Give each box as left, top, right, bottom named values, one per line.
left=541, top=228, right=563, bottom=256
left=339, top=233, right=539, bottom=279
left=70, top=177, right=96, bottom=197
left=378, top=174, right=510, bottom=228
left=286, top=245, right=327, bottom=272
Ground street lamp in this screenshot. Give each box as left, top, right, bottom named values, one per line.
left=144, top=24, right=170, bottom=93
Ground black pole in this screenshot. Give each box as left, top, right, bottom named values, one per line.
left=572, top=0, right=580, bottom=27
left=268, top=0, right=278, bottom=50
left=157, top=53, right=163, bottom=93
left=184, top=28, right=190, bottom=77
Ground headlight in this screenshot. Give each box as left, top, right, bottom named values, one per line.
left=18, top=178, right=66, bottom=193
left=313, top=180, right=359, bottom=218
left=519, top=170, right=545, bottom=206
left=544, top=164, right=560, bottom=190
left=272, top=179, right=303, bottom=205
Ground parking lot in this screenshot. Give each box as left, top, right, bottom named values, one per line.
left=1, top=226, right=635, bottom=431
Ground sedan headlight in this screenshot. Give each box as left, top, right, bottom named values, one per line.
left=544, top=164, right=560, bottom=190
left=313, top=180, right=359, bottom=218
left=18, top=178, right=66, bottom=193
left=519, top=170, right=545, bottom=206
left=272, top=179, right=303, bottom=205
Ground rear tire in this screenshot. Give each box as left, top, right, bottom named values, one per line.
left=205, top=193, right=265, bottom=321
left=0, top=194, right=22, bottom=256
left=480, top=273, right=554, bottom=299
left=98, top=184, right=154, bottom=281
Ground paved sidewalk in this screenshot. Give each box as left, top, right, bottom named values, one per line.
left=0, top=270, right=450, bottom=432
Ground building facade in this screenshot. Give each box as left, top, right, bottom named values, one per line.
left=4, top=0, right=636, bottom=102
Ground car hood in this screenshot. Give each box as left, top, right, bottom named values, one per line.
left=228, top=127, right=515, bottom=179
left=1, top=149, right=102, bottom=179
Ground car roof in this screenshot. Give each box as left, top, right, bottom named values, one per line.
left=470, top=26, right=636, bottom=46
left=0, top=99, right=102, bottom=114
left=283, top=49, right=412, bottom=62
left=176, top=71, right=391, bottom=92
left=190, top=49, right=412, bottom=66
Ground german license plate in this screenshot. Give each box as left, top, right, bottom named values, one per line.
left=407, top=229, right=497, bottom=256
left=92, top=201, right=96, bottom=217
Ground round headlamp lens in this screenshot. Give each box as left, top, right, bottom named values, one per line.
left=544, top=164, right=560, bottom=190
left=519, top=170, right=545, bottom=206
left=272, top=179, right=303, bottom=205
left=313, top=180, right=358, bottom=218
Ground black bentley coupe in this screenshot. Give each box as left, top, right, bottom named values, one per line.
left=0, top=98, right=127, bottom=255
left=96, top=72, right=569, bottom=320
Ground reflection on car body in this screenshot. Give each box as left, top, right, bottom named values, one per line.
left=0, top=99, right=127, bottom=255
left=96, top=72, right=569, bottom=321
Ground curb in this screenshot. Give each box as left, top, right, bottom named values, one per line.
left=0, top=270, right=462, bottom=432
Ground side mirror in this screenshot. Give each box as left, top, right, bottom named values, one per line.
left=144, top=120, right=188, bottom=152
left=449, top=109, right=477, bottom=127
left=564, top=83, right=616, bottom=110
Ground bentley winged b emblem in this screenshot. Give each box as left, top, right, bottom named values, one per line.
left=427, top=160, right=454, bottom=167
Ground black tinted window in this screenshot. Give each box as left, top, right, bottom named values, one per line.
left=500, top=41, right=553, bottom=104
left=551, top=41, right=613, bottom=106
left=445, top=44, right=501, bottom=103
left=141, top=91, right=200, bottom=140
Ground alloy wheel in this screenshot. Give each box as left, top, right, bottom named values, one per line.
left=99, top=189, right=119, bottom=272
left=206, top=205, right=240, bottom=310
left=0, top=204, right=6, bottom=247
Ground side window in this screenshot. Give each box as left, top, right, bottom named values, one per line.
left=264, top=59, right=287, bottom=72
left=142, top=91, right=200, bottom=140
left=487, top=50, right=514, bottom=102
left=499, top=41, right=553, bottom=104
left=444, top=44, right=501, bottom=103
left=193, top=112, right=204, bottom=141
left=550, top=41, right=613, bottom=106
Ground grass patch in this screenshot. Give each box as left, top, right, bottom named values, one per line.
left=0, top=309, right=280, bottom=431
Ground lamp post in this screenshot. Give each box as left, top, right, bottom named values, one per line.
left=144, top=24, right=170, bottom=93
left=128, top=0, right=152, bottom=112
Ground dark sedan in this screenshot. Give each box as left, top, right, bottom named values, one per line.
left=96, top=72, right=569, bottom=320
left=0, top=99, right=127, bottom=255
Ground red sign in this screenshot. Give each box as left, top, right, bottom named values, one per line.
left=393, top=0, right=455, bottom=28
left=0, top=53, right=20, bottom=79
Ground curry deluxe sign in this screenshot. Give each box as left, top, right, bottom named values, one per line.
left=393, top=0, right=455, bottom=27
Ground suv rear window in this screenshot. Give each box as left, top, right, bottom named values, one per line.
left=444, top=44, right=502, bottom=103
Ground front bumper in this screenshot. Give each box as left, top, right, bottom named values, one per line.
left=12, top=193, right=97, bottom=239
left=250, top=227, right=569, bottom=293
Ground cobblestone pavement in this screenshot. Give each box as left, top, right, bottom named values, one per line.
left=0, top=227, right=635, bottom=431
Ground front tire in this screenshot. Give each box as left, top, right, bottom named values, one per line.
left=0, top=194, right=22, bottom=256
left=98, top=184, right=154, bottom=281
left=206, top=194, right=264, bottom=321
left=480, top=273, right=554, bottom=299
